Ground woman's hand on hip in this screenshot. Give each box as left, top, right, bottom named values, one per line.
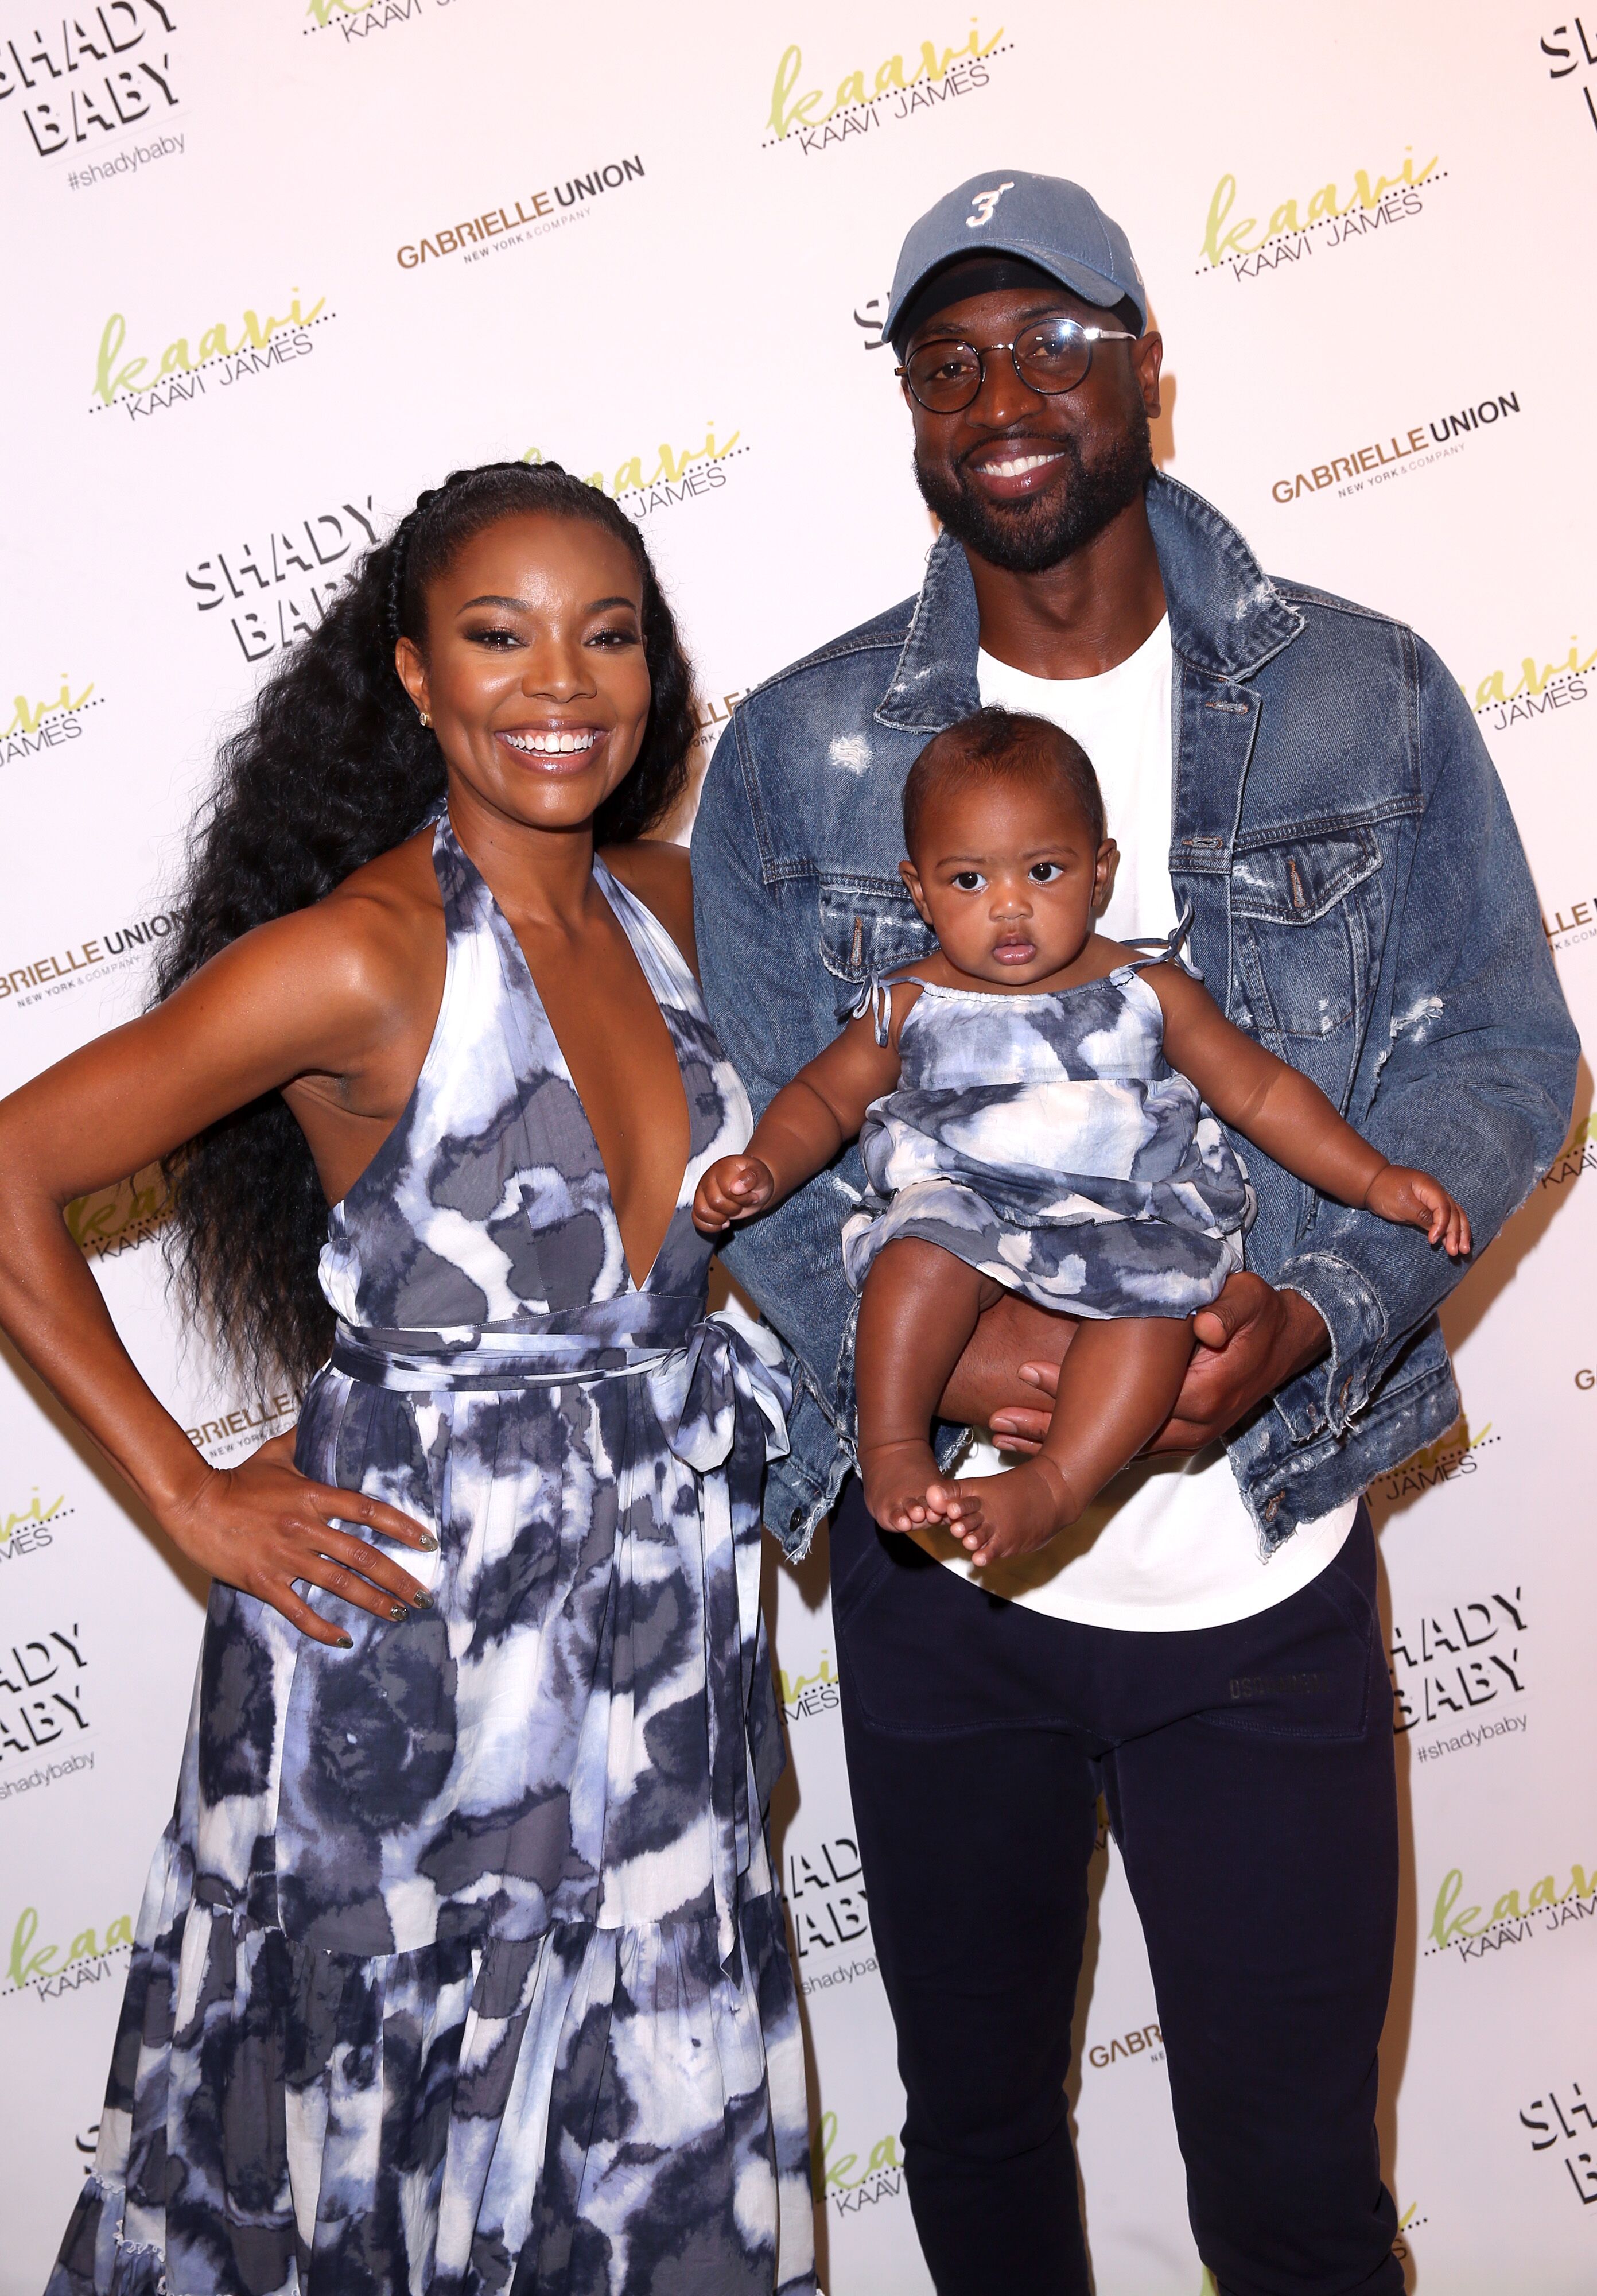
left=161, top=1429, right=438, bottom=1646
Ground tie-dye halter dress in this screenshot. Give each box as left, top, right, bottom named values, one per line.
left=50, top=814, right=815, bottom=2296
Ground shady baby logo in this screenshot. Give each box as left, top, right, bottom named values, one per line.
left=0, top=1, right=181, bottom=160
left=763, top=15, right=1012, bottom=154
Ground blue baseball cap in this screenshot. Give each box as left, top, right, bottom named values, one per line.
left=885, top=170, right=1147, bottom=350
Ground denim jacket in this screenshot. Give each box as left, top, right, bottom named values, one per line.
left=691, top=474, right=1578, bottom=1559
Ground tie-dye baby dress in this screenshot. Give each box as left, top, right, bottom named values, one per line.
left=49, top=813, right=815, bottom=2296
left=841, top=953, right=1255, bottom=1318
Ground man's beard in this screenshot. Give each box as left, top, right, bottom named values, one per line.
left=915, top=402, right=1154, bottom=575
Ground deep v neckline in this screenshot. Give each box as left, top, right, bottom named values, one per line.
left=467, top=834, right=696, bottom=1296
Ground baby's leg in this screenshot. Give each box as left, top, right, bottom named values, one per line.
left=856, top=1240, right=1001, bottom=1533
left=931, top=1315, right=1195, bottom=1566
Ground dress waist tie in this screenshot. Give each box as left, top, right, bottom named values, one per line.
left=330, top=1298, right=791, bottom=1971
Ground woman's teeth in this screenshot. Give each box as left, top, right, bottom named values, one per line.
left=502, top=729, right=600, bottom=755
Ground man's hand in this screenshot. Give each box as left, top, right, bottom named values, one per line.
left=987, top=1274, right=1330, bottom=1457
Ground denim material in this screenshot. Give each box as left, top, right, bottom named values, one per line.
left=692, top=474, right=1579, bottom=1556
left=830, top=1485, right=1404, bottom=2296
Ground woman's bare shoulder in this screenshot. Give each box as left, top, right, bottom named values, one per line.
left=602, top=837, right=697, bottom=971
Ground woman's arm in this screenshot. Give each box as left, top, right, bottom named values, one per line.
left=0, top=894, right=438, bottom=1645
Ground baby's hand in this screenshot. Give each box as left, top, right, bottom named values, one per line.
left=1364, top=1165, right=1472, bottom=1258
left=693, top=1155, right=777, bottom=1235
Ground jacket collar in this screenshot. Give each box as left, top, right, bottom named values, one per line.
left=874, top=471, right=1305, bottom=730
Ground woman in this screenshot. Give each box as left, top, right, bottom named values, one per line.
left=0, top=461, right=814, bottom=2295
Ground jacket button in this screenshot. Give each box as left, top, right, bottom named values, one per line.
left=1339, top=1377, right=1353, bottom=1410
left=1264, top=1495, right=1282, bottom=1519
left=789, top=1507, right=804, bottom=1533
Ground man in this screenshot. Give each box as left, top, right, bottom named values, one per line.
left=693, top=170, right=1576, bottom=2296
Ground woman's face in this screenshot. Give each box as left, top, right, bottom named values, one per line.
left=396, top=509, right=652, bottom=833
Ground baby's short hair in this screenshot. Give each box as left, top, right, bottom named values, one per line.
left=902, top=706, right=1106, bottom=858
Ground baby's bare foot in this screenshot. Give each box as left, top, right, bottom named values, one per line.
left=935, top=1457, right=1078, bottom=1567
left=861, top=1441, right=983, bottom=1534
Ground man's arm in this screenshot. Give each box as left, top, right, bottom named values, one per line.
left=1268, top=639, right=1575, bottom=1441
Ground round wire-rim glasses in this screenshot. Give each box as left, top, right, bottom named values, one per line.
left=897, top=316, right=1139, bottom=415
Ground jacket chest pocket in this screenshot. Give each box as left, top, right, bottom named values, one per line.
left=818, top=879, right=936, bottom=994
left=1229, top=827, right=1384, bottom=1048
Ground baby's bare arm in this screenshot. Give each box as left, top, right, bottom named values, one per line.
left=1151, top=965, right=1472, bottom=1227
left=745, top=1009, right=906, bottom=1201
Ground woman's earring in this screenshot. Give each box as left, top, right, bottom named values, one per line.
left=419, top=711, right=431, bottom=728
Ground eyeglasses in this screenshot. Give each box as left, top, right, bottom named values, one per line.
left=897, top=317, right=1137, bottom=414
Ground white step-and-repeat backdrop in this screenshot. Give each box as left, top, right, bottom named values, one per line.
left=1, top=5, right=1592, bottom=2290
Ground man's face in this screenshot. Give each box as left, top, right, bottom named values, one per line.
left=902, top=285, right=1164, bottom=573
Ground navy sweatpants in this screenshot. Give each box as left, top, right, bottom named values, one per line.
left=829, top=1485, right=1404, bottom=2296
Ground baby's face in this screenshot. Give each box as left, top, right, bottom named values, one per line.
left=900, top=777, right=1116, bottom=986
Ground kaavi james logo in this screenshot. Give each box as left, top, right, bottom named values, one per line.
left=763, top=18, right=1012, bottom=155
left=65, top=1163, right=171, bottom=1262
left=1539, top=1111, right=1597, bottom=1188
left=1471, top=632, right=1595, bottom=733
left=3, top=1897, right=133, bottom=2004
left=1197, top=145, right=1446, bottom=282
left=521, top=424, right=748, bottom=525
left=396, top=157, right=644, bottom=272
left=0, top=1487, right=73, bottom=1569
left=184, top=494, right=379, bottom=664
left=304, top=0, right=423, bottom=40
left=1270, top=389, right=1522, bottom=506
left=1374, top=1414, right=1499, bottom=1507
left=1518, top=2073, right=1597, bottom=2208
left=1388, top=1580, right=1526, bottom=1743
left=0, top=904, right=182, bottom=1014
left=778, top=1645, right=838, bottom=1721
left=0, top=1, right=180, bottom=160
left=1427, top=1852, right=1597, bottom=1966
left=3, top=673, right=103, bottom=771
left=813, top=2113, right=905, bottom=2219
left=90, top=286, right=335, bottom=423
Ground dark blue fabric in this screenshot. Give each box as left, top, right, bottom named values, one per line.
left=829, top=1484, right=1404, bottom=2296
left=692, top=472, right=1579, bottom=1554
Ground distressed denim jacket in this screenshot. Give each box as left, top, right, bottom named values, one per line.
left=691, top=474, right=1578, bottom=1559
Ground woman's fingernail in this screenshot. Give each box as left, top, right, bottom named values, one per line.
left=388, top=1603, right=406, bottom=1622
left=338, top=1634, right=353, bottom=1649
left=419, top=1533, right=438, bottom=1550
left=411, top=1591, right=433, bottom=1609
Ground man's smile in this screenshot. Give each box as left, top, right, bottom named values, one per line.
left=962, top=439, right=1070, bottom=499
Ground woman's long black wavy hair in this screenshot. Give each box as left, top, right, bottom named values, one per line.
left=153, top=459, right=697, bottom=1398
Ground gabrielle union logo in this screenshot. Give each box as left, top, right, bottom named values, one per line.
left=396, top=156, right=644, bottom=270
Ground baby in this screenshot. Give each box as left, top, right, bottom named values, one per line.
left=694, top=707, right=1470, bottom=1566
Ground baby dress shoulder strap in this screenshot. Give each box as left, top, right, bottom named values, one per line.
left=1116, top=902, right=1203, bottom=982
left=846, top=968, right=932, bottom=1046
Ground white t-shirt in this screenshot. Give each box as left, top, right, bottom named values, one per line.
left=908, top=619, right=1355, bottom=1631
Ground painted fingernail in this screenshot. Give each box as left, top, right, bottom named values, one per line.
left=338, top=1634, right=353, bottom=1649
left=410, top=1591, right=432, bottom=1609
left=419, top=1533, right=438, bottom=1550
left=389, top=1603, right=406, bottom=1622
